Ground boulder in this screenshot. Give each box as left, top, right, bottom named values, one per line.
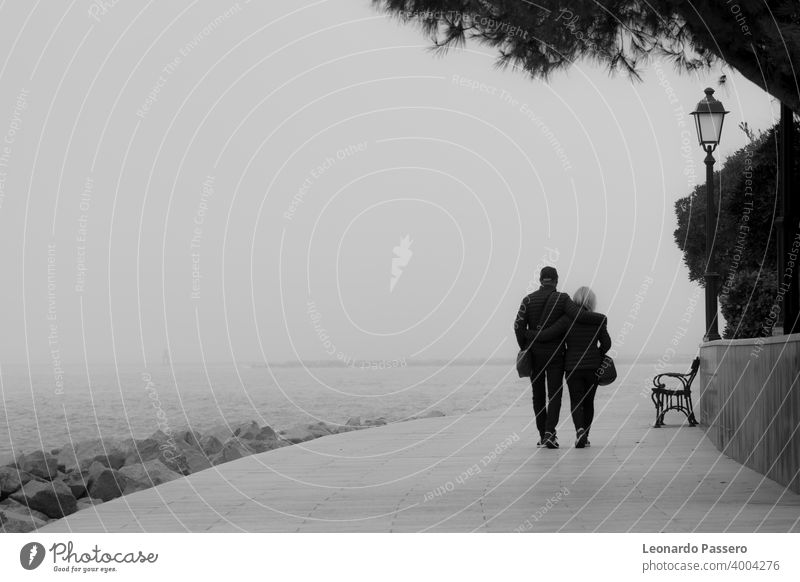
left=174, top=429, right=203, bottom=450
left=96, top=449, right=127, bottom=470
left=9, top=479, right=77, bottom=518
left=76, top=498, right=102, bottom=511
left=254, top=425, right=278, bottom=441
left=58, top=439, right=99, bottom=471
left=181, top=448, right=212, bottom=474
left=306, top=422, right=334, bottom=438
left=87, top=461, right=107, bottom=483
left=248, top=439, right=289, bottom=454
left=87, top=467, right=141, bottom=502
left=17, top=450, right=59, bottom=480
left=203, top=423, right=236, bottom=442
left=363, top=417, right=388, bottom=427
left=345, top=416, right=363, bottom=426
left=123, top=437, right=188, bottom=475
left=119, top=460, right=181, bottom=488
left=419, top=410, right=446, bottom=419
left=148, top=429, right=173, bottom=442
left=332, top=424, right=360, bottom=434
left=62, top=471, right=89, bottom=499
left=0, top=498, right=51, bottom=522
left=209, top=439, right=254, bottom=466
left=199, top=435, right=224, bottom=457
left=232, top=421, right=261, bottom=441
left=278, top=425, right=316, bottom=444
left=58, top=439, right=130, bottom=473
left=0, top=466, right=35, bottom=500
left=0, top=508, right=47, bottom=533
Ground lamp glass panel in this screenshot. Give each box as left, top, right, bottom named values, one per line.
left=693, top=114, right=703, bottom=145
left=697, top=112, right=725, bottom=144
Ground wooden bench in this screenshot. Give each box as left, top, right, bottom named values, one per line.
left=651, top=357, right=700, bottom=427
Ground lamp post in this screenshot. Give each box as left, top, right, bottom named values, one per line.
left=691, top=88, right=729, bottom=342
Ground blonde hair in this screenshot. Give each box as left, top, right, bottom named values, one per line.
left=573, top=286, right=597, bottom=312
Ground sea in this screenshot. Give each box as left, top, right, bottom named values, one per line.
left=0, top=358, right=693, bottom=463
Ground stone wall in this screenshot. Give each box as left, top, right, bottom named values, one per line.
left=698, top=333, right=800, bottom=493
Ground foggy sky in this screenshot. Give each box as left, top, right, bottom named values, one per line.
left=0, top=1, right=779, bottom=368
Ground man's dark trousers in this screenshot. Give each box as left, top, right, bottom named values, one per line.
left=530, top=351, right=564, bottom=439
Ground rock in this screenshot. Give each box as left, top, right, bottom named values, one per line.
left=50, top=448, right=61, bottom=456
left=148, top=429, right=172, bottom=442
left=58, top=439, right=99, bottom=471
left=332, top=424, right=360, bottom=434
left=277, top=421, right=335, bottom=443
left=209, top=439, right=254, bottom=466
left=232, top=421, right=261, bottom=441
left=17, top=450, right=59, bottom=480
left=123, top=437, right=188, bottom=475
left=87, top=461, right=107, bottom=483
left=0, top=466, right=35, bottom=500
left=119, top=460, right=181, bottom=489
left=306, top=422, right=334, bottom=438
left=363, top=417, right=388, bottom=427
left=345, top=416, right=363, bottom=426
left=246, top=425, right=284, bottom=451
left=254, top=426, right=278, bottom=441
left=97, top=449, right=127, bottom=470
left=58, top=439, right=130, bottom=473
left=181, top=448, right=212, bottom=474
left=419, top=410, right=446, bottom=419
left=248, top=439, right=289, bottom=454
left=199, top=435, right=224, bottom=457
left=0, top=498, right=51, bottom=522
left=62, top=471, right=89, bottom=499
left=203, top=423, right=235, bottom=442
left=0, top=508, right=47, bottom=533
left=278, top=424, right=317, bottom=444
left=175, top=429, right=203, bottom=450
left=9, top=479, right=77, bottom=518
left=76, top=498, right=103, bottom=511
left=87, top=467, right=140, bottom=502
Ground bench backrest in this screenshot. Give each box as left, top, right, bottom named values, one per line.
left=686, top=357, right=700, bottom=389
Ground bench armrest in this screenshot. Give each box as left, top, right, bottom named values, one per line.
left=653, top=373, right=690, bottom=391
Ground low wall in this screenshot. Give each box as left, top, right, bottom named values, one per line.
left=698, top=333, right=800, bottom=494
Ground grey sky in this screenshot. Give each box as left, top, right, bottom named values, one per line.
left=0, top=1, right=779, bottom=366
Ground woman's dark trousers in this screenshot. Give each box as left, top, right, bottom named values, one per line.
left=566, top=369, right=598, bottom=435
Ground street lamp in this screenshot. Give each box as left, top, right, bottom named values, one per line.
left=691, top=87, right=729, bottom=342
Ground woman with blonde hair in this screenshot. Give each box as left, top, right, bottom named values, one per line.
left=534, top=286, right=611, bottom=447
left=564, top=287, right=611, bottom=447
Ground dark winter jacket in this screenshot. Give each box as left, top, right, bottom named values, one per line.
left=514, top=284, right=605, bottom=357
left=535, top=307, right=612, bottom=372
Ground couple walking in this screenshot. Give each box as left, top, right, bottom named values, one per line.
left=514, top=266, right=612, bottom=449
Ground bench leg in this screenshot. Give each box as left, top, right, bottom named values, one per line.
left=651, top=391, right=664, bottom=427
left=686, top=394, right=698, bottom=426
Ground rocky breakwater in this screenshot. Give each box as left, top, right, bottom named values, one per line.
left=0, top=411, right=445, bottom=532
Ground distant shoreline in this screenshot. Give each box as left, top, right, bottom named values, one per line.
left=245, top=355, right=696, bottom=369
left=7, top=355, right=696, bottom=369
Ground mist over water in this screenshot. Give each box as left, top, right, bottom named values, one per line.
left=0, top=359, right=691, bottom=463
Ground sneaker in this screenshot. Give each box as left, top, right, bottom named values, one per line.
left=575, top=428, right=587, bottom=449
left=544, top=432, right=559, bottom=449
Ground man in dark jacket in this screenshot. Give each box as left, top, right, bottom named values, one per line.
left=514, top=266, right=604, bottom=449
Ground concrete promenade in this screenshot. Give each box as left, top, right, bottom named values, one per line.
left=40, top=384, right=800, bottom=532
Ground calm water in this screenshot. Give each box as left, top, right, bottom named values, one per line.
left=0, top=359, right=690, bottom=463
